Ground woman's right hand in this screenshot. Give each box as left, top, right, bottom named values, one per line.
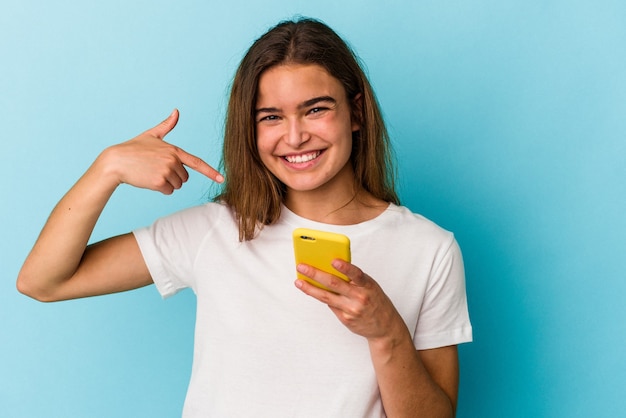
left=17, top=109, right=223, bottom=302
left=97, top=109, right=224, bottom=194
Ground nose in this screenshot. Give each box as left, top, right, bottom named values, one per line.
left=284, top=118, right=311, bottom=148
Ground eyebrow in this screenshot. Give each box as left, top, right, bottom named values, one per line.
left=255, top=95, right=337, bottom=115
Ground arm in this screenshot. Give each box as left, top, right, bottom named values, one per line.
left=295, top=261, right=458, bottom=417
left=368, top=329, right=459, bottom=417
left=17, top=110, right=223, bottom=302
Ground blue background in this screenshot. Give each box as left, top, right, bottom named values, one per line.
left=2, top=1, right=625, bottom=417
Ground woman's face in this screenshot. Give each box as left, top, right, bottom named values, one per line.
left=255, top=63, right=359, bottom=197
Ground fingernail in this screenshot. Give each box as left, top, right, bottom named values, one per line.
left=215, top=174, right=224, bottom=183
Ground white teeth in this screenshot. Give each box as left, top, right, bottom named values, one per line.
left=285, top=151, right=320, bottom=164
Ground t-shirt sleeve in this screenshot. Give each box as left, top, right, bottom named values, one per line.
left=132, top=205, right=214, bottom=298
left=413, top=236, right=473, bottom=350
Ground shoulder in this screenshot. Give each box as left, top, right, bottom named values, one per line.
left=348, top=203, right=459, bottom=269
left=377, top=204, right=461, bottom=268
left=136, top=201, right=238, bottom=242
left=156, top=201, right=234, bottom=225
left=382, top=204, right=455, bottom=243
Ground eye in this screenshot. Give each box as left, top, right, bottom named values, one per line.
left=308, top=107, right=329, bottom=116
left=257, top=114, right=280, bottom=123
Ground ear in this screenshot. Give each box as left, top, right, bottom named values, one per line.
left=351, top=93, right=363, bottom=132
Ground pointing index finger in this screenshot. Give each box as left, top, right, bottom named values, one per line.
left=176, top=147, right=224, bottom=183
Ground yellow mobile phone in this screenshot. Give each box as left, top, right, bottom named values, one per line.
left=292, top=228, right=351, bottom=290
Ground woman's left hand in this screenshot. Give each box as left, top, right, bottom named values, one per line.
left=295, top=259, right=403, bottom=340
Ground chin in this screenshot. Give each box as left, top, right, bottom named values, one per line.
left=283, top=179, right=328, bottom=193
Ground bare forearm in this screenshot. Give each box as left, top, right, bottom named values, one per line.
left=17, top=156, right=119, bottom=300
left=369, top=325, right=456, bottom=418
left=17, top=111, right=222, bottom=301
left=294, top=260, right=460, bottom=416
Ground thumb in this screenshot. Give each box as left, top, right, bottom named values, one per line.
left=146, top=109, right=179, bottom=139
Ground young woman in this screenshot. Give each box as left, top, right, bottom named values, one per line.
left=18, top=18, right=472, bottom=417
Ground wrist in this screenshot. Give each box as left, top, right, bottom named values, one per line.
left=92, top=146, right=125, bottom=189
left=367, top=321, right=414, bottom=361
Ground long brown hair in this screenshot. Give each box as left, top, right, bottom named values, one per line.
left=216, top=17, right=399, bottom=241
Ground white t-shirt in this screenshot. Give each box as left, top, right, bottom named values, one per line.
left=133, top=202, right=472, bottom=417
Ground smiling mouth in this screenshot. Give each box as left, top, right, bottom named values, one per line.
left=283, top=151, right=322, bottom=164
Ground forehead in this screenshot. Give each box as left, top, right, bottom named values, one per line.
left=256, top=63, right=347, bottom=106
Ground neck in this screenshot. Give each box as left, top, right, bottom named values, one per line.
left=284, top=167, right=388, bottom=225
